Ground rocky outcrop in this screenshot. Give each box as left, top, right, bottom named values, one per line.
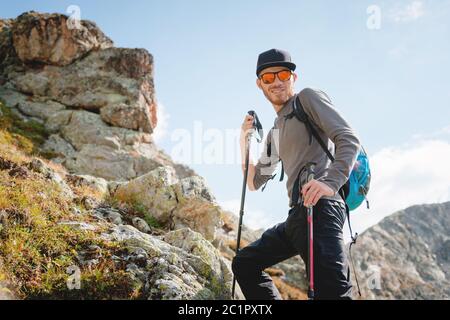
left=0, top=19, right=16, bottom=79
left=103, top=225, right=233, bottom=299
left=0, top=11, right=297, bottom=300
left=111, top=166, right=222, bottom=241
left=11, top=11, right=113, bottom=66
left=0, top=152, right=238, bottom=299
left=9, top=47, right=157, bottom=132
left=352, top=202, right=450, bottom=300
left=0, top=11, right=195, bottom=181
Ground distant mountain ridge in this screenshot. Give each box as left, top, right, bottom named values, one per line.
left=352, top=201, right=450, bottom=299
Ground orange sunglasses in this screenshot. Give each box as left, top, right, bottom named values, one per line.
left=259, top=70, right=293, bottom=84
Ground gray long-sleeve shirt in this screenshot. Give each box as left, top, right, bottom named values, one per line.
left=253, top=88, right=361, bottom=207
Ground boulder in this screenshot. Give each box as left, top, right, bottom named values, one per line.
left=112, top=166, right=223, bottom=241
left=11, top=47, right=157, bottom=133
left=11, top=11, right=113, bottom=66
left=65, top=173, right=109, bottom=195
left=104, top=224, right=232, bottom=299
left=17, top=99, right=65, bottom=120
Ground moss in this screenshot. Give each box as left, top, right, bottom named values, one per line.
left=0, top=100, right=49, bottom=157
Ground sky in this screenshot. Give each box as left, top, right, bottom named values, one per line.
left=2, top=0, right=450, bottom=241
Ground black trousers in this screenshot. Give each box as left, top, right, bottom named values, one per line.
left=232, top=198, right=353, bottom=300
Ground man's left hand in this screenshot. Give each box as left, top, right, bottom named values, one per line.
left=301, top=179, right=335, bottom=207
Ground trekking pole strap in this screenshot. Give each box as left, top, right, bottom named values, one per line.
left=345, top=203, right=362, bottom=297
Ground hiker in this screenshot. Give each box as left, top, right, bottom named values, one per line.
left=232, top=48, right=361, bottom=300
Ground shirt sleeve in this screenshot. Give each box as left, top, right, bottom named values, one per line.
left=298, top=88, right=361, bottom=194
left=252, top=127, right=281, bottom=190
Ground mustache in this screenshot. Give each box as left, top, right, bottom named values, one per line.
left=269, top=86, right=285, bottom=91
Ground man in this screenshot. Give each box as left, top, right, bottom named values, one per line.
left=232, top=48, right=361, bottom=300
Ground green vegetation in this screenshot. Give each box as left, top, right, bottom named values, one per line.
left=0, top=100, right=142, bottom=299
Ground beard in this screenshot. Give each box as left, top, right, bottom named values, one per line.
left=262, top=87, right=291, bottom=106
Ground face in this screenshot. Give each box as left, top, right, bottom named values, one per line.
left=256, top=66, right=297, bottom=107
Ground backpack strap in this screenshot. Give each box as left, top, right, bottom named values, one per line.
left=293, top=95, right=335, bottom=162
left=340, top=187, right=362, bottom=297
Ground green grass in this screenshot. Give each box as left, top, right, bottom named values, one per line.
left=0, top=100, right=49, bottom=155
left=0, top=99, right=143, bottom=299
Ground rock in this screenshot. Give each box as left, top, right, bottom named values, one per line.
left=70, top=207, right=82, bottom=215
left=162, top=228, right=233, bottom=299
left=28, top=158, right=74, bottom=199
left=65, top=144, right=156, bottom=181
left=61, top=110, right=124, bottom=150
left=132, top=217, right=152, bottom=233
left=92, top=207, right=124, bottom=225
left=113, top=166, right=223, bottom=241
left=58, top=221, right=97, bottom=231
left=10, top=71, right=50, bottom=96
left=10, top=47, right=156, bottom=133
left=172, top=162, right=197, bottom=179
left=113, top=166, right=179, bottom=224
left=11, top=11, right=113, bottom=66
left=274, top=256, right=307, bottom=292
left=46, top=109, right=164, bottom=181
left=107, top=180, right=127, bottom=195
left=1, top=12, right=198, bottom=183
left=8, top=165, right=29, bottom=178
left=40, top=134, right=76, bottom=162
left=352, top=202, right=450, bottom=300
left=0, top=86, right=28, bottom=108
left=0, top=157, right=16, bottom=171
left=0, top=19, right=20, bottom=75
left=76, top=245, right=102, bottom=267
left=17, top=99, right=65, bottom=120
left=1, top=10, right=249, bottom=301
left=81, top=196, right=98, bottom=210
left=104, top=211, right=123, bottom=225
left=171, top=197, right=223, bottom=242
left=163, top=228, right=223, bottom=276
left=179, top=175, right=216, bottom=203
left=44, top=110, right=73, bottom=133
left=103, top=224, right=231, bottom=299
left=65, top=174, right=109, bottom=195
left=126, top=262, right=149, bottom=284
left=126, top=247, right=149, bottom=268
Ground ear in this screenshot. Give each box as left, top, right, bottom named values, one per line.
left=256, top=78, right=262, bottom=90
left=293, top=72, right=298, bottom=82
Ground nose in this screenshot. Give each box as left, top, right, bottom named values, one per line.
left=270, top=77, right=285, bottom=89
left=272, top=76, right=284, bottom=85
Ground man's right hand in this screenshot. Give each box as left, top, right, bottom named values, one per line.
left=241, top=114, right=255, bottom=135
left=240, top=114, right=257, bottom=191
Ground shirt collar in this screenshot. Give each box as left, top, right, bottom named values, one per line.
left=276, top=94, right=296, bottom=118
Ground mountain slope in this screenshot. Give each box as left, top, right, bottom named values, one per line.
left=352, top=201, right=450, bottom=299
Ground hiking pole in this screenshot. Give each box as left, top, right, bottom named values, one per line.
left=231, top=110, right=263, bottom=300
left=300, top=162, right=316, bottom=300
